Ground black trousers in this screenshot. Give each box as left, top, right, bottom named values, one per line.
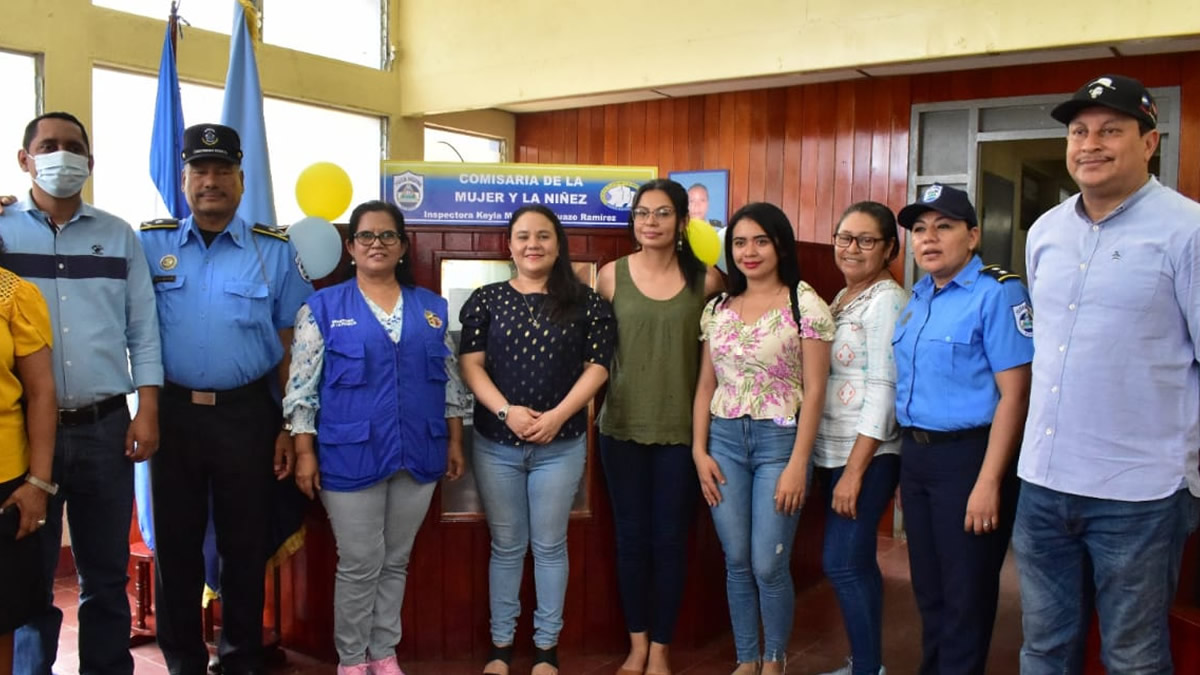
left=151, top=380, right=278, bottom=675
left=899, top=433, right=1019, bottom=675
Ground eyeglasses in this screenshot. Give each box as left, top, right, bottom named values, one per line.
left=833, top=233, right=884, bottom=251
left=631, top=207, right=676, bottom=222
left=353, top=231, right=401, bottom=246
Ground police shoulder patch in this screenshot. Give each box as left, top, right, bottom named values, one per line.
left=251, top=223, right=289, bottom=242
left=140, top=218, right=179, bottom=231
left=981, top=264, right=1022, bottom=283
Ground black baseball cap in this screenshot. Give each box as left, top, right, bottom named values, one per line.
left=1050, top=74, right=1158, bottom=129
left=898, top=183, right=978, bottom=229
left=181, top=124, right=243, bottom=164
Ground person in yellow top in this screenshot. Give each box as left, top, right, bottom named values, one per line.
left=0, top=260, right=56, bottom=675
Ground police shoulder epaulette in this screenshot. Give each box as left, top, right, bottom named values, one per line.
left=251, top=223, right=289, bottom=242
left=140, top=218, right=179, bottom=231
left=981, top=264, right=1022, bottom=283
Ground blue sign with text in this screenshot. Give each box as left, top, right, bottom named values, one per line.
left=381, top=161, right=657, bottom=227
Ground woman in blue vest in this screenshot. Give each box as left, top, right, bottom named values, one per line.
left=892, top=184, right=1031, bottom=675
left=459, top=205, right=616, bottom=675
left=282, top=200, right=468, bottom=675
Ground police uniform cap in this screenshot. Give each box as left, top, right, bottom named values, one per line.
left=181, top=124, right=243, bottom=165
left=898, top=183, right=978, bottom=229
left=1050, top=74, right=1157, bottom=130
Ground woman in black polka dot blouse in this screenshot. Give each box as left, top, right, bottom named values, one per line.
left=459, top=204, right=616, bottom=675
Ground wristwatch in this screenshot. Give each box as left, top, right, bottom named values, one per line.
left=282, top=421, right=294, bottom=433
left=497, top=404, right=510, bottom=421
left=26, top=474, right=58, bottom=496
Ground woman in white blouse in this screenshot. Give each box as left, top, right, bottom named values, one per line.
left=814, top=202, right=906, bottom=675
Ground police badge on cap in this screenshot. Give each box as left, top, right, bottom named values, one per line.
left=181, top=124, right=243, bottom=164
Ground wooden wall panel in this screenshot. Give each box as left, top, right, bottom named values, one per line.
left=515, top=53, right=1200, bottom=251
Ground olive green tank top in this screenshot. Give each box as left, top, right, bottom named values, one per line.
left=598, top=256, right=707, bottom=445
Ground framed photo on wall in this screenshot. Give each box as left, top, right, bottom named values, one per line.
left=670, top=169, right=729, bottom=228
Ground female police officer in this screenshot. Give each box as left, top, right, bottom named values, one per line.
left=892, top=184, right=1032, bottom=675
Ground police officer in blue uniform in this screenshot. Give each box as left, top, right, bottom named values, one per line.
left=139, top=124, right=312, bottom=675
left=892, top=184, right=1032, bottom=675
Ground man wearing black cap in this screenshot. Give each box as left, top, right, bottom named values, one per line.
left=139, top=123, right=312, bottom=675
left=1015, top=75, right=1200, bottom=673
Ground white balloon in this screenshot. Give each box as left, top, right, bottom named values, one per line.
left=288, top=216, right=342, bottom=282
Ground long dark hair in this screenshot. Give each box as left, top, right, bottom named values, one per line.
left=626, top=179, right=705, bottom=291
left=723, top=202, right=801, bottom=297
left=507, top=204, right=585, bottom=324
left=347, top=200, right=415, bottom=286
left=722, top=203, right=805, bottom=328
left=836, top=201, right=900, bottom=264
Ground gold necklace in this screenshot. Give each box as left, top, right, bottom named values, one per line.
left=518, top=291, right=545, bottom=329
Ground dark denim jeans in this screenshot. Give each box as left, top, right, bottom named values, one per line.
left=821, top=453, right=900, bottom=675
left=599, top=435, right=698, bottom=645
left=15, top=407, right=134, bottom=675
left=1014, top=482, right=1200, bottom=675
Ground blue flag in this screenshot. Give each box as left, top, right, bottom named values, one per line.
left=149, top=17, right=189, bottom=220
left=221, top=0, right=276, bottom=226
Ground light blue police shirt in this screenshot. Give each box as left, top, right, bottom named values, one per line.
left=893, top=255, right=1034, bottom=431
left=138, top=214, right=313, bottom=391
left=1, top=195, right=162, bottom=407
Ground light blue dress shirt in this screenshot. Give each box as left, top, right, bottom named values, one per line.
left=1, top=195, right=162, bottom=407
left=893, top=255, right=1034, bottom=432
left=138, top=214, right=313, bottom=391
left=1021, top=177, right=1200, bottom=500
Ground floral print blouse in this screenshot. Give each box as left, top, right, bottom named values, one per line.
left=282, top=287, right=471, bottom=435
left=700, top=281, right=834, bottom=420
left=812, top=279, right=907, bottom=468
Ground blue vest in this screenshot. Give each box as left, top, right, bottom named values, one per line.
left=307, top=280, right=450, bottom=490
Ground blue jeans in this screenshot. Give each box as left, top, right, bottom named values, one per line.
left=473, top=432, right=586, bottom=649
left=822, top=453, right=900, bottom=675
left=599, top=435, right=697, bottom=645
left=707, top=416, right=807, bottom=664
left=15, top=407, right=134, bottom=675
left=1013, top=482, right=1200, bottom=675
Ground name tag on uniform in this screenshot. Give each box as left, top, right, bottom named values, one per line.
left=153, top=275, right=176, bottom=283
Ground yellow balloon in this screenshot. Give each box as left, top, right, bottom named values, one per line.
left=686, top=218, right=722, bottom=266
left=296, top=162, right=353, bottom=221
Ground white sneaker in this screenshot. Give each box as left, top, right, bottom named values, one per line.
left=817, top=659, right=887, bottom=675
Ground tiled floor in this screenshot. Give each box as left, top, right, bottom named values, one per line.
left=51, top=537, right=1022, bottom=674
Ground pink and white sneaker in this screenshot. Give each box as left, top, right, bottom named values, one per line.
left=337, top=663, right=371, bottom=675
left=368, top=655, right=406, bottom=675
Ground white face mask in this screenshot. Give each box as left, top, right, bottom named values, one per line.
left=32, top=150, right=91, bottom=198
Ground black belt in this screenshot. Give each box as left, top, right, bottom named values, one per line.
left=902, top=425, right=991, bottom=445
left=164, top=378, right=268, bottom=407
left=58, top=394, right=126, bottom=427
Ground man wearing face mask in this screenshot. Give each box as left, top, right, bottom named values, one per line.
left=0, top=111, right=162, bottom=675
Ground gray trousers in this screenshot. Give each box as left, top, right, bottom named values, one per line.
left=320, top=470, right=436, bottom=665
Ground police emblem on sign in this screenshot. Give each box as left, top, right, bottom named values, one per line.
left=600, top=180, right=639, bottom=211
left=393, top=172, right=424, bottom=211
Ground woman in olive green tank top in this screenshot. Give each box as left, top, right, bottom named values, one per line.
left=596, top=179, right=723, bottom=675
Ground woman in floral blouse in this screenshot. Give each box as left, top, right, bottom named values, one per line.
left=813, top=202, right=906, bottom=675
left=692, top=202, right=833, bottom=675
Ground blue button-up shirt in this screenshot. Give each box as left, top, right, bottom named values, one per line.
left=893, top=255, right=1034, bottom=431
left=1020, top=177, right=1200, bottom=500
left=138, top=214, right=312, bottom=390
left=0, top=195, right=162, bottom=407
